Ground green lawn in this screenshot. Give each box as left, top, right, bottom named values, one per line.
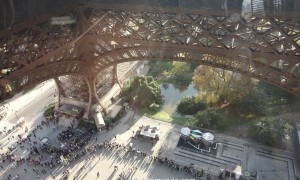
left=141, top=109, right=197, bottom=126
left=142, top=109, right=171, bottom=122
left=141, top=108, right=253, bottom=132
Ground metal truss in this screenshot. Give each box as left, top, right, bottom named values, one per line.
left=95, top=65, right=115, bottom=99
left=56, top=75, right=89, bottom=102
left=0, top=2, right=300, bottom=113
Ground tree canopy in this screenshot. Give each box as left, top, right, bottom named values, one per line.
left=120, top=76, right=163, bottom=108
left=176, top=96, right=206, bottom=115
left=237, top=87, right=269, bottom=115
left=194, top=107, right=223, bottom=129
left=193, top=65, right=255, bottom=104
left=248, top=117, right=293, bottom=147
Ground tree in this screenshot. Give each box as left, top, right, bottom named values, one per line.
left=194, top=107, right=223, bottom=129
left=193, top=65, right=255, bottom=104
left=237, top=87, right=269, bottom=115
left=120, top=76, right=163, bottom=108
left=173, top=73, right=192, bottom=89
left=248, top=117, right=293, bottom=147
left=177, top=96, right=206, bottom=115
left=148, top=61, right=173, bottom=77
left=43, top=103, right=55, bottom=118
left=256, top=81, right=294, bottom=104
left=171, top=62, right=191, bottom=74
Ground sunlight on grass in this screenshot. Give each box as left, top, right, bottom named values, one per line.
left=141, top=108, right=254, bottom=132
left=143, top=110, right=171, bottom=122
left=142, top=109, right=196, bottom=126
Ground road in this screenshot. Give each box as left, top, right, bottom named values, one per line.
left=0, top=80, right=57, bottom=129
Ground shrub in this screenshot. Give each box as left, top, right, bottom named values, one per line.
left=43, top=103, right=55, bottom=118
left=248, top=117, right=293, bottom=147
left=177, top=96, right=206, bottom=115
left=194, top=107, right=223, bottom=129
left=104, top=117, right=113, bottom=128
left=149, top=103, right=160, bottom=112
left=120, top=76, right=163, bottom=109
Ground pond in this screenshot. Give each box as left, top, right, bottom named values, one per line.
left=160, top=83, right=198, bottom=117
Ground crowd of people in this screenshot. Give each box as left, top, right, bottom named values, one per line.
left=57, top=128, right=74, bottom=141
left=66, top=140, right=215, bottom=179
left=41, top=127, right=93, bottom=165
left=0, top=120, right=55, bottom=180
left=0, top=118, right=91, bottom=179
left=0, top=113, right=216, bottom=180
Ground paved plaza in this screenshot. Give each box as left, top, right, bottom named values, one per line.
left=0, top=83, right=298, bottom=180
left=0, top=109, right=298, bottom=180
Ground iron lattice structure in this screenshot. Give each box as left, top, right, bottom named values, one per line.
left=0, top=2, right=300, bottom=113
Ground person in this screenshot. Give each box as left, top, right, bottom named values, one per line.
left=97, top=172, right=100, bottom=177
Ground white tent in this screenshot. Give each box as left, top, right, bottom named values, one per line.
left=94, top=112, right=105, bottom=129
left=180, top=127, right=191, bottom=136
left=140, top=126, right=160, bottom=139
left=202, top=132, right=214, bottom=141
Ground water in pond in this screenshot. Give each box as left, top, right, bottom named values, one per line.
left=160, top=83, right=198, bottom=117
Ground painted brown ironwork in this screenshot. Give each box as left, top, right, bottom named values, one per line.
left=0, top=2, right=300, bottom=111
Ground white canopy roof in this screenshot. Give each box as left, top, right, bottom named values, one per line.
left=202, top=132, right=214, bottom=141
left=140, top=126, right=160, bottom=138
left=94, top=112, right=105, bottom=129
left=180, top=127, right=191, bottom=136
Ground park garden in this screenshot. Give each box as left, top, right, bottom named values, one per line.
left=120, top=61, right=299, bottom=149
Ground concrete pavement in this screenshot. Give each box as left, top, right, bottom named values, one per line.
left=0, top=79, right=298, bottom=180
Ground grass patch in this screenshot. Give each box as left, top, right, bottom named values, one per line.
left=172, top=116, right=196, bottom=126
left=141, top=106, right=254, bottom=133
left=142, top=109, right=171, bottom=122
left=43, top=103, right=56, bottom=118
left=141, top=108, right=196, bottom=126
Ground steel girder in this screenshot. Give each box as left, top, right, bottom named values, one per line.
left=95, top=65, right=115, bottom=99
left=0, top=2, right=300, bottom=103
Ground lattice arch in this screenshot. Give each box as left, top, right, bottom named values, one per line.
left=0, top=2, right=300, bottom=103
left=95, top=65, right=115, bottom=99
left=88, top=47, right=300, bottom=97
left=57, top=75, right=89, bottom=102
